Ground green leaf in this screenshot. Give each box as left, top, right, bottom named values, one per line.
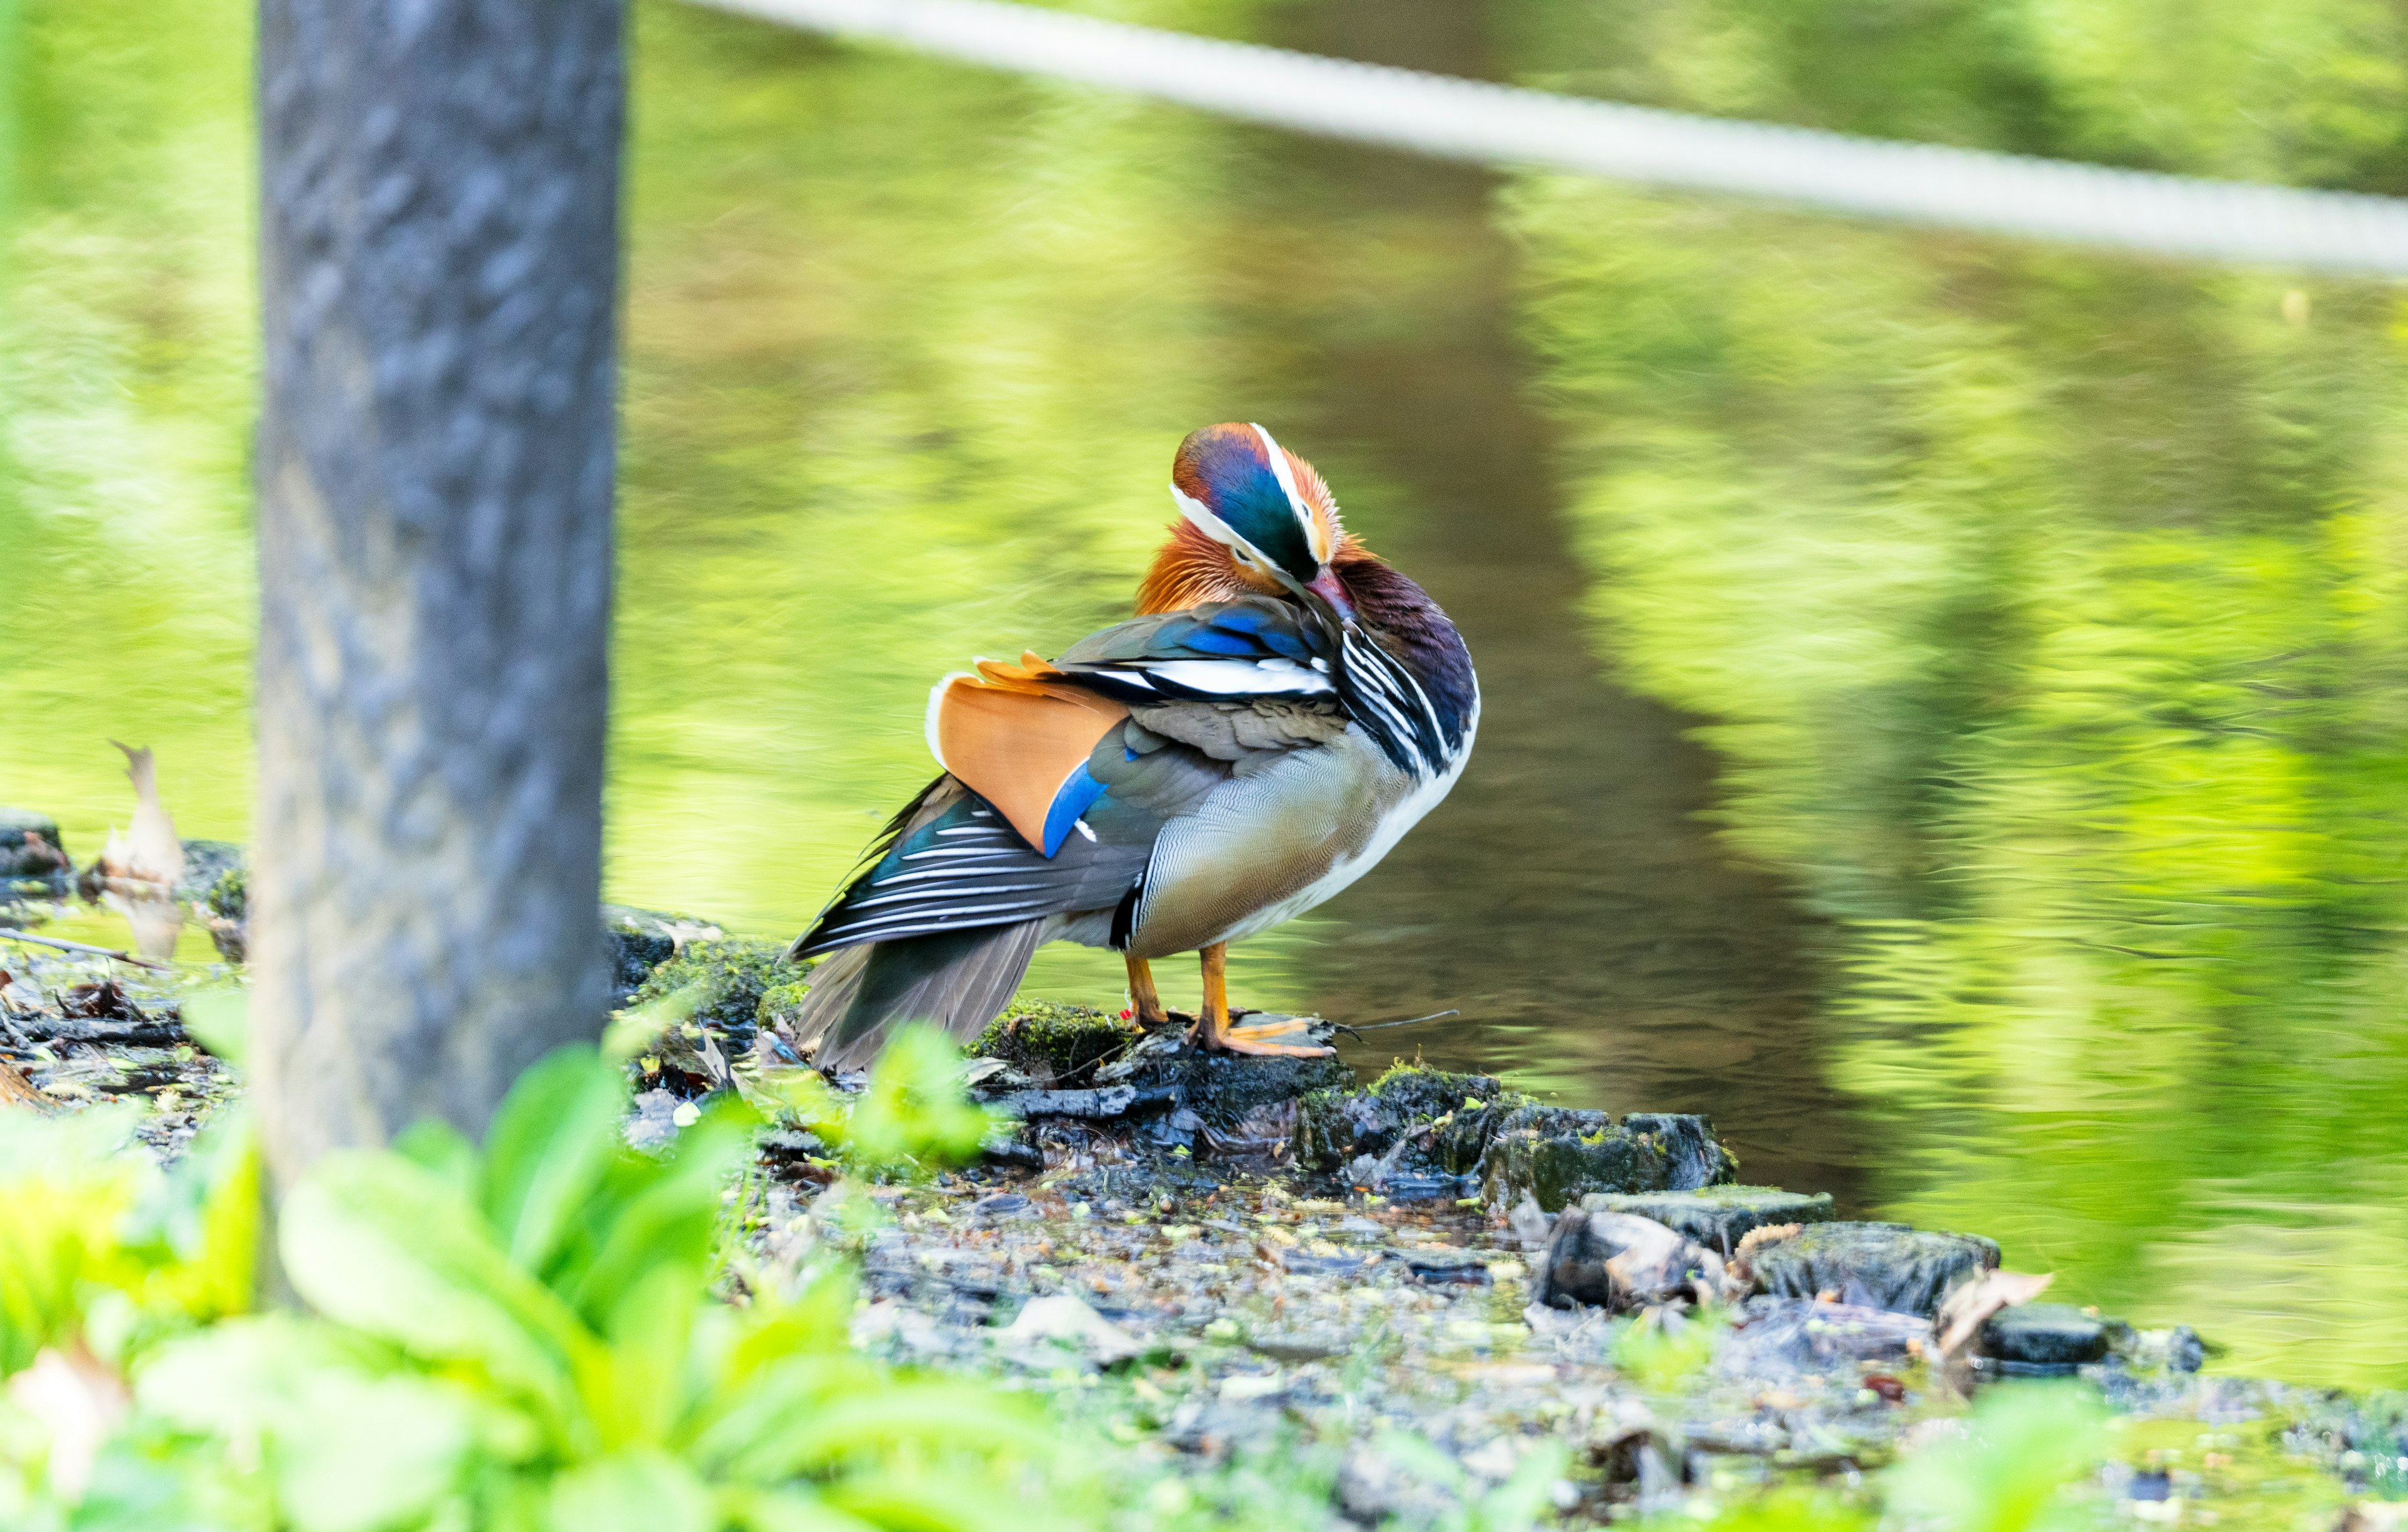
left=0, top=1105, right=148, bottom=1373
left=391, top=1117, right=479, bottom=1201
left=843, top=1028, right=995, bottom=1172
left=587, top=1269, right=701, bottom=1450
left=683, top=1352, right=879, bottom=1476
left=137, top=1316, right=475, bottom=1532
left=722, top=1382, right=1059, bottom=1481
left=547, top=1448, right=714, bottom=1532
left=178, top=988, right=248, bottom=1067
left=278, top=1151, right=590, bottom=1432
left=823, top=1471, right=1054, bottom=1532
left=481, top=1045, right=630, bottom=1274
left=719, top=1485, right=883, bottom=1532
left=1884, top=1383, right=2108, bottom=1532
left=559, top=1104, right=754, bottom=1324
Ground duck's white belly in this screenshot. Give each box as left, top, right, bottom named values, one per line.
left=1114, top=712, right=1476, bottom=958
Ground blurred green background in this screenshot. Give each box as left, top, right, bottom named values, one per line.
left=4, top=0, right=2406, bottom=1384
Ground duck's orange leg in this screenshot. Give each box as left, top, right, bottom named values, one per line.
left=1124, top=954, right=1168, bottom=1030
left=1191, top=942, right=1333, bottom=1057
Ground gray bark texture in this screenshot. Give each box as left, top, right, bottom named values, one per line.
left=252, top=0, right=625, bottom=1188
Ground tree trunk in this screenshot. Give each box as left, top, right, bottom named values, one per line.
left=251, top=0, right=625, bottom=1190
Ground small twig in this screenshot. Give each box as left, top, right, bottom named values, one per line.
left=0, top=929, right=174, bottom=972
left=1331, top=1008, right=1459, bottom=1041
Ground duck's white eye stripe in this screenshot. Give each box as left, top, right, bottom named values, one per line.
left=1171, top=484, right=1235, bottom=544
left=1250, top=423, right=1328, bottom=564
left=1170, top=483, right=1282, bottom=573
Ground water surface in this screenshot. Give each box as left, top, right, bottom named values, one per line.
left=4, top=0, right=2405, bottom=1384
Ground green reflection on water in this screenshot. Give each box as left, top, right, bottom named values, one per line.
left=5, top=0, right=2408, bottom=1385
left=1514, top=182, right=2408, bottom=1383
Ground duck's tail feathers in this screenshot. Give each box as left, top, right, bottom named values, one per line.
left=783, top=920, right=1046, bottom=1073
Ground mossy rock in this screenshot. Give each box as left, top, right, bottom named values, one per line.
left=0, top=809, right=70, bottom=886
left=1292, top=1064, right=1520, bottom=1176
left=969, top=998, right=1131, bottom=1085
left=1747, top=1222, right=2000, bottom=1318
left=1151, top=1047, right=1355, bottom=1133
left=203, top=865, right=248, bottom=922
left=621, top=936, right=805, bottom=1050
left=1622, top=1113, right=1740, bottom=1188
left=756, top=979, right=813, bottom=1038
left=1478, top=1106, right=1736, bottom=1212
left=605, top=906, right=720, bottom=1002
left=1366, top=1062, right=1509, bottom=1124
left=1580, top=1185, right=1832, bottom=1254
left=174, top=840, right=246, bottom=904
left=200, top=865, right=251, bottom=963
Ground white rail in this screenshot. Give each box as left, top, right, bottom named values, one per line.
left=695, top=0, right=2408, bottom=276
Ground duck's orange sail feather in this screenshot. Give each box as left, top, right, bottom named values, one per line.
left=931, top=653, right=1127, bottom=853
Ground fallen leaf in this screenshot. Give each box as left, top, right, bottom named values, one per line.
left=1932, top=1268, right=2054, bottom=1363
left=999, top=1293, right=1144, bottom=1365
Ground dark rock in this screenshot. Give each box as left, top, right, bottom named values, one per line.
left=1397, top=1247, right=1491, bottom=1286
left=1249, top=1330, right=1348, bottom=1363
left=2099, top=1319, right=2205, bottom=1378
left=1718, top=1296, right=1930, bottom=1376
left=199, top=865, right=248, bottom=963
left=0, top=810, right=71, bottom=889
left=1273, top=1245, right=1376, bottom=1276
left=978, top=1138, right=1045, bottom=1170
left=972, top=1192, right=1033, bottom=1219
left=604, top=905, right=716, bottom=1004
left=1144, top=1041, right=1353, bottom=1134
left=1291, top=1063, right=1518, bottom=1186
left=1054, top=1166, right=1165, bottom=1205
left=991, top=1084, right=1180, bottom=1120
left=757, top=1126, right=833, bottom=1160
left=2165, top=1326, right=2206, bottom=1374
left=1531, top=1207, right=1719, bottom=1311
left=1580, top=1186, right=1834, bottom=1254
left=1622, top=1114, right=1741, bottom=1190
left=1479, top=1107, right=1736, bottom=1212
left=1980, top=1302, right=2117, bottom=1374
left=1746, top=1222, right=2000, bottom=1318
left=173, top=840, right=245, bottom=904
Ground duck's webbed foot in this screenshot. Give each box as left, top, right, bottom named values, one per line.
left=1187, top=942, right=1334, bottom=1057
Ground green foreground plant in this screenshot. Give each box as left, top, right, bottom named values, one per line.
left=0, top=1034, right=1075, bottom=1532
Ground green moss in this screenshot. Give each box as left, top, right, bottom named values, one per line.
left=623, top=938, right=806, bottom=1043
left=1479, top=1106, right=1734, bottom=1211
left=756, top=979, right=813, bottom=1037
left=969, top=998, right=1129, bottom=1083
left=203, top=865, right=247, bottom=921
left=1365, top=1062, right=1507, bottom=1119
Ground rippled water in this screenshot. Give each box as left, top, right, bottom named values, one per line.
left=5, top=0, right=2407, bottom=1384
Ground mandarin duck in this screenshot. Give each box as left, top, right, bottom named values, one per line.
left=783, top=424, right=1478, bottom=1068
